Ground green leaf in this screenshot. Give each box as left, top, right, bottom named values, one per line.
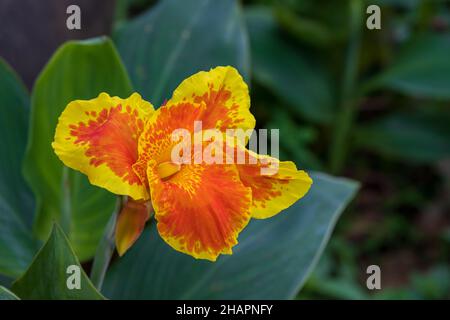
left=0, top=58, right=38, bottom=278
left=0, top=274, right=12, bottom=288
left=103, top=172, right=358, bottom=299
left=12, top=224, right=104, bottom=300
left=22, top=37, right=133, bottom=261
left=303, top=276, right=369, bottom=300
left=273, top=6, right=341, bottom=47
left=0, top=285, right=19, bottom=300
left=245, top=7, right=334, bottom=123
left=113, top=0, right=250, bottom=106
left=366, top=34, right=450, bottom=99
left=266, top=109, right=323, bottom=170
left=356, top=110, right=450, bottom=163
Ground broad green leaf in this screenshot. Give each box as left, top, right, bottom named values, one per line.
left=103, top=172, right=358, bottom=299
left=245, top=7, right=334, bottom=123
left=22, top=37, right=133, bottom=261
left=12, top=224, right=104, bottom=300
left=113, top=0, right=250, bottom=106
left=0, top=58, right=38, bottom=278
left=355, top=110, right=450, bottom=163
left=0, top=285, right=19, bottom=300
left=0, top=274, right=12, bottom=288
left=366, top=35, right=450, bottom=99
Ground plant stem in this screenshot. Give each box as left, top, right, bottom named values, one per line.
left=329, top=0, right=364, bottom=174
left=90, top=196, right=122, bottom=290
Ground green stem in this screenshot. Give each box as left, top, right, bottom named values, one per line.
left=329, top=0, right=364, bottom=174
left=90, top=196, right=122, bottom=290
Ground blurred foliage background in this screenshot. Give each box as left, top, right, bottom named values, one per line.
left=1, top=0, right=449, bottom=299
left=237, top=0, right=450, bottom=299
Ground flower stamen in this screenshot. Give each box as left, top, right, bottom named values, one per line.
left=157, top=161, right=181, bottom=180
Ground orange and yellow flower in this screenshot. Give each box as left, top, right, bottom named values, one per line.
left=52, top=66, right=312, bottom=261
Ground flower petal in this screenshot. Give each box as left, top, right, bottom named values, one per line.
left=134, top=66, right=254, bottom=186
left=52, top=92, right=153, bottom=200
left=115, top=198, right=151, bottom=256
left=237, top=149, right=313, bottom=219
left=148, top=159, right=252, bottom=261
left=166, top=65, right=255, bottom=131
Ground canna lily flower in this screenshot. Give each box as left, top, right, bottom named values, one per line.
left=52, top=66, right=312, bottom=261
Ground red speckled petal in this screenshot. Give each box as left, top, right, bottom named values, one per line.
left=237, top=149, right=313, bottom=219
left=146, top=138, right=252, bottom=261
left=52, top=92, right=154, bottom=200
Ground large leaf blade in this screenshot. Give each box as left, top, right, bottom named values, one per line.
left=0, top=58, right=38, bottom=278
left=113, top=0, right=250, bottom=106
left=0, top=286, right=19, bottom=300
left=366, top=34, right=450, bottom=99
left=103, top=172, right=358, bottom=299
left=356, top=110, right=450, bottom=163
left=11, top=224, right=104, bottom=300
left=245, top=7, right=334, bottom=123
left=22, top=37, right=133, bottom=261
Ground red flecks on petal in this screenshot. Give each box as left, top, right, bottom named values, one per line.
left=238, top=164, right=285, bottom=208
left=193, top=86, right=242, bottom=130
left=69, top=104, right=144, bottom=185
left=135, top=102, right=202, bottom=173
left=152, top=164, right=252, bottom=260
left=136, top=87, right=243, bottom=183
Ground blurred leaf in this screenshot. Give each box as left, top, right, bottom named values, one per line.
left=272, top=0, right=352, bottom=47
left=0, top=274, right=12, bottom=288
left=103, top=172, right=358, bottom=299
left=303, top=276, right=369, bottom=300
left=411, top=265, right=450, bottom=299
left=366, top=34, right=450, bottom=99
left=298, top=248, right=367, bottom=300
left=22, top=37, right=132, bottom=261
left=245, top=7, right=334, bottom=123
left=12, top=224, right=104, bottom=300
left=300, top=239, right=368, bottom=300
left=266, top=109, right=323, bottom=170
left=356, top=110, right=450, bottom=163
left=0, top=285, right=19, bottom=300
left=274, top=6, right=337, bottom=47
left=283, top=0, right=350, bottom=29
left=375, top=265, right=450, bottom=300
left=114, top=0, right=249, bottom=106
left=0, top=58, right=38, bottom=278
